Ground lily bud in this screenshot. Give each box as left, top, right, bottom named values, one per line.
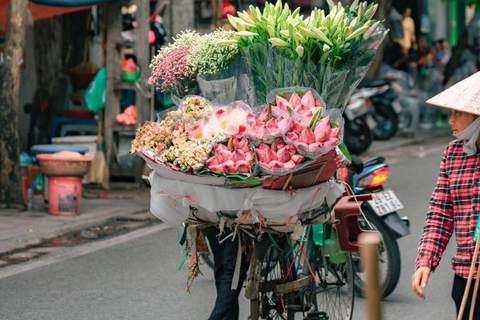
left=268, top=37, right=291, bottom=47
left=323, top=44, right=331, bottom=52
left=299, top=26, right=317, bottom=38
left=280, top=30, right=290, bottom=38
left=216, top=39, right=238, bottom=46
left=345, top=25, right=369, bottom=41
left=311, top=26, right=333, bottom=46
left=326, top=0, right=335, bottom=9
left=294, top=32, right=307, bottom=44
left=368, top=4, right=379, bottom=20
left=350, top=0, right=360, bottom=11
left=296, top=45, right=304, bottom=58
left=236, top=31, right=259, bottom=37
left=267, top=25, right=276, bottom=38
left=238, top=12, right=255, bottom=25
left=363, top=20, right=381, bottom=40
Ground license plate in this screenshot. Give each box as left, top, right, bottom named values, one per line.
left=365, top=114, right=377, bottom=130
left=392, top=100, right=403, bottom=113
left=367, top=190, right=404, bottom=216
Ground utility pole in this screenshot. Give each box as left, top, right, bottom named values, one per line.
left=0, top=0, right=27, bottom=207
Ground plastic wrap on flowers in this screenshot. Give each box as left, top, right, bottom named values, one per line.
left=241, top=43, right=269, bottom=104
left=255, top=138, right=308, bottom=176
left=197, top=58, right=257, bottom=107
left=266, top=87, right=325, bottom=111
left=284, top=108, right=343, bottom=159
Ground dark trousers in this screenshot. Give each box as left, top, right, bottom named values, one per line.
left=452, top=274, right=480, bottom=320
left=206, top=227, right=249, bottom=320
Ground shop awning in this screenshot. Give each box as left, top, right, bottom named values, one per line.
left=0, top=0, right=114, bottom=26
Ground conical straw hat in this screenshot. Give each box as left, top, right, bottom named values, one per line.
left=426, top=71, right=480, bottom=116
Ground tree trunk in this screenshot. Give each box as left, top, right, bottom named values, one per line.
left=0, top=0, right=27, bottom=207
left=365, top=0, right=392, bottom=80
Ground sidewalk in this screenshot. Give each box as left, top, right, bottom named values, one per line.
left=0, top=126, right=452, bottom=256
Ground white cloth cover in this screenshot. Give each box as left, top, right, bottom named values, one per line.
left=149, top=172, right=344, bottom=229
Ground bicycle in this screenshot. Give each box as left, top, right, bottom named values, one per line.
left=244, top=194, right=372, bottom=320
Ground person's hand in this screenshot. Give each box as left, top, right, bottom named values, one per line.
left=412, top=267, right=431, bottom=299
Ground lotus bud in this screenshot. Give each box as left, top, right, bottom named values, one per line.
left=236, top=31, right=259, bottom=37
left=296, top=45, right=304, bottom=58
left=268, top=37, right=291, bottom=47
left=267, top=25, right=276, bottom=37
left=363, top=20, right=381, bottom=40
left=350, top=0, right=360, bottom=11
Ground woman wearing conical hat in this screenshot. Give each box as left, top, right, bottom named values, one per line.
left=412, top=72, right=480, bottom=319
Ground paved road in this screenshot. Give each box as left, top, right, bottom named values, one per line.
left=0, top=135, right=460, bottom=320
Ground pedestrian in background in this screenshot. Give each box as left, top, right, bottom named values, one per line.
left=412, top=72, right=480, bottom=320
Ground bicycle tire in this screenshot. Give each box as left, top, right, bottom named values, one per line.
left=300, top=226, right=355, bottom=320
left=248, top=236, right=296, bottom=320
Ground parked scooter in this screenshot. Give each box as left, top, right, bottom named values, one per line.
left=343, top=90, right=376, bottom=154
left=357, top=79, right=402, bottom=141
left=339, top=156, right=410, bottom=298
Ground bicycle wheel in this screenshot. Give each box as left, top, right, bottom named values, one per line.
left=301, top=228, right=354, bottom=320
left=248, top=236, right=296, bottom=320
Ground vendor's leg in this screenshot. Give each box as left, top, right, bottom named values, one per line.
left=208, top=229, right=249, bottom=320
left=451, top=274, right=480, bottom=320
left=206, top=227, right=225, bottom=292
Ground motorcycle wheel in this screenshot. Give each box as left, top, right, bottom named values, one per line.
left=353, top=206, right=401, bottom=298
left=343, top=116, right=373, bottom=155
left=372, top=104, right=398, bottom=141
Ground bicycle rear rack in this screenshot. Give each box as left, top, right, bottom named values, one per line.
left=333, top=194, right=378, bottom=252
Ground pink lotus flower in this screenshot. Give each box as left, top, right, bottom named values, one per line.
left=291, top=154, right=305, bottom=164
left=255, top=139, right=306, bottom=172
left=277, top=147, right=291, bottom=163
left=207, top=137, right=254, bottom=175
left=235, top=160, right=251, bottom=173
left=299, top=127, right=315, bottom=144
left=314, top=116, right=332, bottom=142
left=265, top=117, right=289, bottom=137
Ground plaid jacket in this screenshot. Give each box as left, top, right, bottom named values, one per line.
left=415, top=139, right=480, bottom=278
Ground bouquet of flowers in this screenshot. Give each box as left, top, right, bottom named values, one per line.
left=228, top=0, right=387, bottom=109
left=133, top=87, right=342, bottom=185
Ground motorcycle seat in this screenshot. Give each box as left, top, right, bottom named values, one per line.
left=358, top=79, right=391, bottom=88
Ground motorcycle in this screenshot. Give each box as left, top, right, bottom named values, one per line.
left=357, top=79, right=402, bottom=141
left=339, top=156, right=410, bottom=298
left=343, top=90, right=376, bottom=154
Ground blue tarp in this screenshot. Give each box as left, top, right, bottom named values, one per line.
left=30, top=0, right=115, bottom=7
